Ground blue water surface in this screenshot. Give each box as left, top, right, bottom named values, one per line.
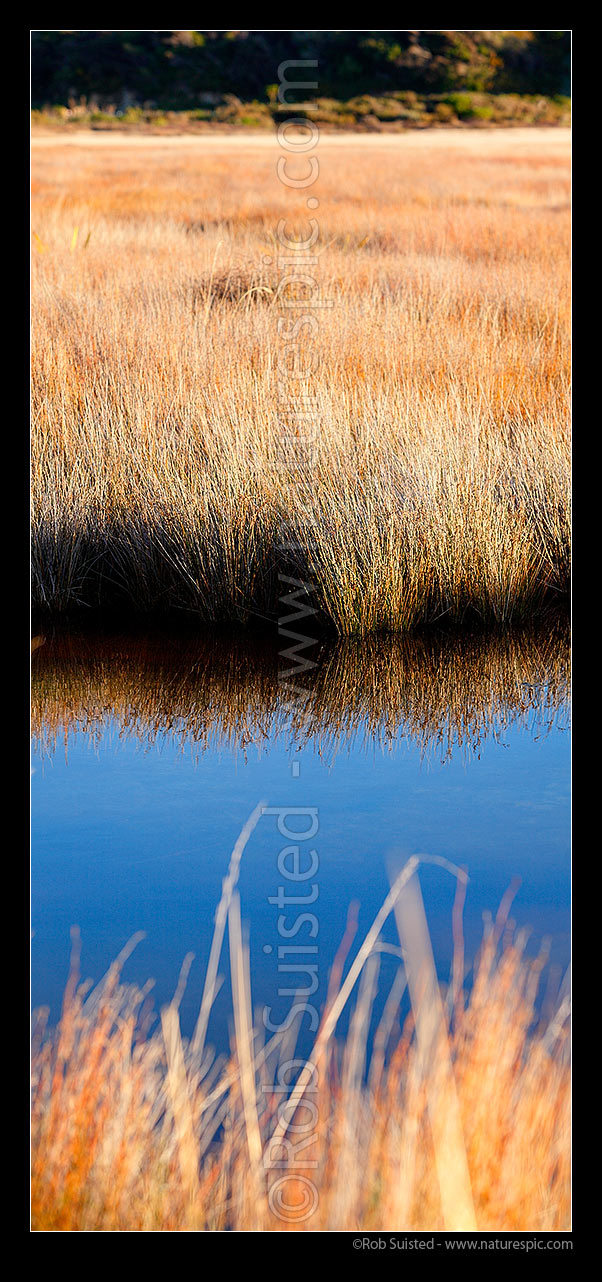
left=31, top=695, right=570, bottom=1049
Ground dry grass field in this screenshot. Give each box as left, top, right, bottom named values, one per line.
left=31, top=131, right=570, bottom=633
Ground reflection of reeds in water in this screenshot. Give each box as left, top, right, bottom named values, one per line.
left=31, top=812, right=570, bottom=1231
left=31, top=623, right=570, bottom=762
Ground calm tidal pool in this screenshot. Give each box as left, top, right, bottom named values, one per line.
left=31, top=625, right=570, bottom=1052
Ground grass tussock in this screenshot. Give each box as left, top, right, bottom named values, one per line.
left=31, top=813, right=570, bottom=1232
left=31, top=134, right=570, bottom=633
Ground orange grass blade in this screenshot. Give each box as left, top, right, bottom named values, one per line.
left=394, top=870, right=477, bottom=1231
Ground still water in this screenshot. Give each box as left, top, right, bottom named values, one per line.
left=31, top=625, right=570, bottom=1050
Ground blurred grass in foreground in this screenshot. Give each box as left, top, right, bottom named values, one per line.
left=31, top=811, right=570, bottom=1231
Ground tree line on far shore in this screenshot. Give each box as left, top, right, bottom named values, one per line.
left=32, top=30, right=571, bottom=111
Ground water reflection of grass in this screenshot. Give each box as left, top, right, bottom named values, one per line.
left=31, top=814, right=570, bottom=1231
left=31, top=623, right=570, bottom=762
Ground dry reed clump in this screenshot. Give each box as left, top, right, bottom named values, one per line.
left=31, top=135, right=570, bottom=633
left=31, top=812, right=570, bottom=1232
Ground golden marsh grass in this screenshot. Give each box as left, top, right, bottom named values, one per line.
left=31, top=132, right=570, bottom=632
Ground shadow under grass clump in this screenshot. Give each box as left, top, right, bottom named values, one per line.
left=31, top=512, right=570, bottom=636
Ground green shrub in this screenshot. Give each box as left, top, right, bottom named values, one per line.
left=445, top=93, right=475, bottom=118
